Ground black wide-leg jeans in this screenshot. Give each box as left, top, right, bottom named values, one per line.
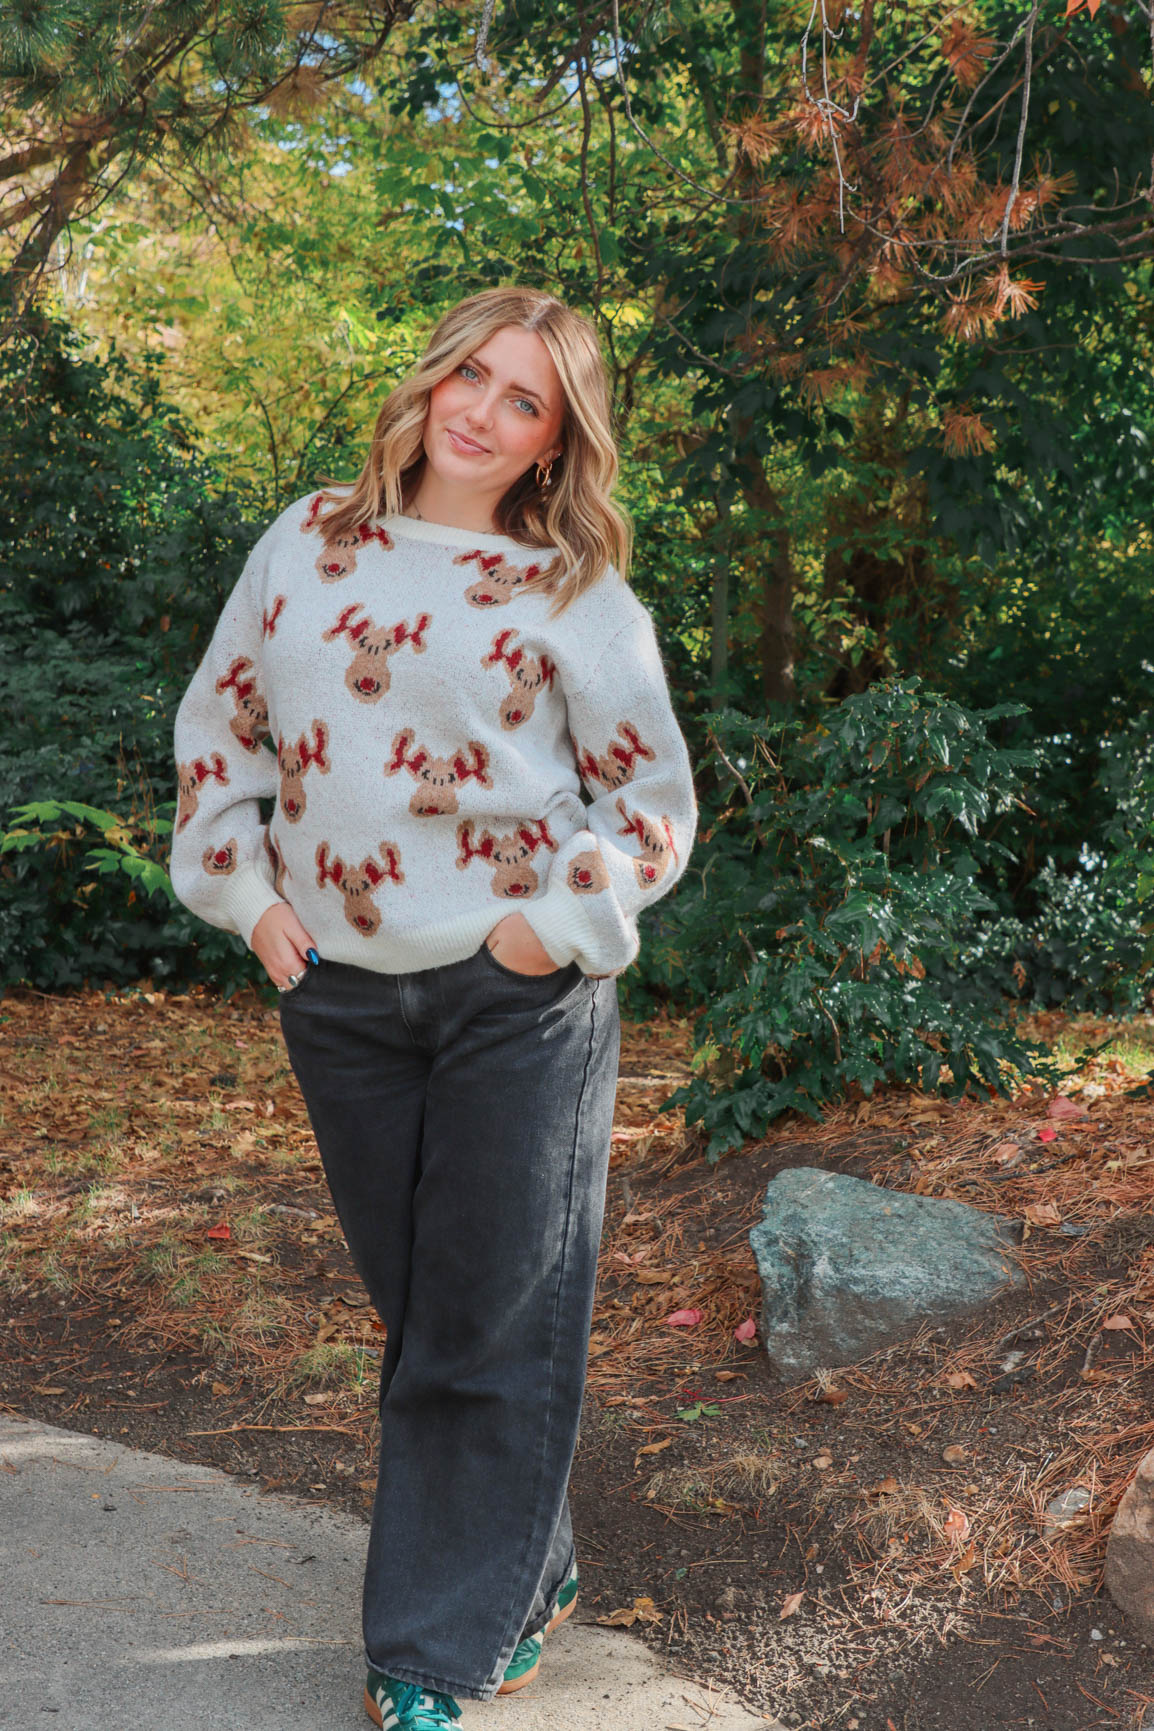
left=278, top=944, right=620, bottom=1701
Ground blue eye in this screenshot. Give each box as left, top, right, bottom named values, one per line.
left=459, top=363, right=537, bottom=415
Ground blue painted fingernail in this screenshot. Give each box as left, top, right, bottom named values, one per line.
left=305, top=948, right=320, bottom=966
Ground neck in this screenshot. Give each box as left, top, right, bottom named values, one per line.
left=406, top=475, right=502, bottom=535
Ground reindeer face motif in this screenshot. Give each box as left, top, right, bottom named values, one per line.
left=323, top=604, right=430, bottom=702
left=301, top=495, right=394, bottom=583
left=277, top=721, right=330, bottom=823
left=482, top=629, right=557, bottom=730
left=215, top=656, right=269, bottom=754
left=202, top=839, right=237, bottom=875
left=615, top=797, right=677, bottom=889
left=456, top=818, right=557, bottom=899
left=176, top=754, right=228, bottom=831
left=386, top=731, right=492, bottom=817
left=316, top=841, right=404, bottom=936
left=567, top=850, right=610, bottom=895
left=575, top=721, right=656, bottom=792
left=455, top=549, right=541, bottom=609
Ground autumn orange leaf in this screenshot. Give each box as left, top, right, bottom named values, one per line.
left=779, top=1590, right=805, bottom=1619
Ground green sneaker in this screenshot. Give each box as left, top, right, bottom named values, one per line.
left=364, top=1671, right=461, bottom=1729
left=497, top=1629, right=543, bottom=1694
left=497, top=1562, right=579, bottom=1696
left=547, top=1560, right=579, bottom=1632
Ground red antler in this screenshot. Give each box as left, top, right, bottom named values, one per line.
left=387, top=729, right=426, bottom=777
left=194, top=753, right=228, bottom=787
left=453, top=742, right=491, bottom=786
left=518, top=818, right=556, bottom=856
left=610, top=722, right=654, bottom=774
left=455, top=550, right=504, bottom=572
left=300, top=722, right=329, bottom=772
left=576, top=745, right=602, bottom=786
left=359, top=523, right=392, bottom=551
left=215, top=657, right=256, bottom=701
left=324, top=603, right=370, bottom=643
left=614, top=798, right=646, bottom=844
left=262, top=596, right=286, bottom=638
left=456, top=820, right=494, bottom=867
left=379, top=841, right=404, bottom=883
left=402, top=612, right=431, bottom=652
left=300, top=493, right=326, bottom=533
left=316, top=843, right=344, bottom=887
left=484, top=629, right=522, bottom=671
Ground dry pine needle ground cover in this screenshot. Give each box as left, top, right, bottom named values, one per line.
left=3, top=985, right=1154, bottom=1731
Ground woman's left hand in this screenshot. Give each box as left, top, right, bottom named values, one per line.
left=485, top=913, right=561, bottom=975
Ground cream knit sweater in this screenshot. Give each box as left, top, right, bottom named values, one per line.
left=170, top=492, right=697, bottom=977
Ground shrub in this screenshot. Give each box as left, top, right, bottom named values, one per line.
left=646, top=679, right=1056, bottom=1158
left=0, top=799, right=256, bottom=994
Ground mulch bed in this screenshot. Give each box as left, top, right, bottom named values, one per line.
left=4, top=986, right=1154, bottom=1729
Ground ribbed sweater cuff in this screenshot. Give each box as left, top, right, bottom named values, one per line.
left=522, top=886, right=604, bottom=972
left=221, top=865, right=285, bottom=950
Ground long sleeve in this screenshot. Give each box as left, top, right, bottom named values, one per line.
left=169, top=535, right=284, bottom=946
left=523, top=614, right=697, bottom=976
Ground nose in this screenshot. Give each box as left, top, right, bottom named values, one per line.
left=463, top=389, right=496, bottom=428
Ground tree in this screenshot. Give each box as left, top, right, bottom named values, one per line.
left=0, top=0, right=417, bottom=311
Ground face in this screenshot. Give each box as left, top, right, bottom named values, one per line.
left=423, top=325, right=566, bottom=498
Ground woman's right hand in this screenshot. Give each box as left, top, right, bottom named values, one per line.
left=251, top=903, right=318, bottom=989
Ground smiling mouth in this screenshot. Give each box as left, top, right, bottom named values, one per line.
left=446, top=427, right=489, bottom=454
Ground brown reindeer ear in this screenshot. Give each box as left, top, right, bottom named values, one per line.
left=361, top=856, right=385, bottom=886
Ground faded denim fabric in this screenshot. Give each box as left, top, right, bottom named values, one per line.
left=278, top=944, right=619, bottom=1700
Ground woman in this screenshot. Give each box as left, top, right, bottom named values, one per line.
left=170, top=285, right=697, bottom=1730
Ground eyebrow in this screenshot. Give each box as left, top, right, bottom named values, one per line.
left=465, top=354, right=550, bottom=409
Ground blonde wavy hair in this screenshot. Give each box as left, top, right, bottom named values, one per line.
left=308, top=286, right=632, bottom=611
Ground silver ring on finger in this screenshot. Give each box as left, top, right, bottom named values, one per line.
left=278, top=971, right=305, bottom=993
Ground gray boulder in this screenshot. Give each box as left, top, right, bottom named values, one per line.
left=749, top=1166, right=1024, bottom=1382
left=1105, top=1446, right=1154, bottom=1643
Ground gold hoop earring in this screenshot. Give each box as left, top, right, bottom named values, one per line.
left=535, top=457, right=554, bottom=489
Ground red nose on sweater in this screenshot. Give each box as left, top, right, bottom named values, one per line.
left=507, top=882, right=529, bottom=896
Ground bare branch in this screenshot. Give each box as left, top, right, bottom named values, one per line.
left=1000, top=1, right=1039, bottom=256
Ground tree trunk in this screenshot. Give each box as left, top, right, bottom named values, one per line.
left=726, top=0, right=796, bottom=707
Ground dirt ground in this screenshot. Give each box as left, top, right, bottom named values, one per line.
left=4, top=986, right=1154, bottom=1730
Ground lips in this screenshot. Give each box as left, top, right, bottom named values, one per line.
left=446, top=427, right=489, bottom=454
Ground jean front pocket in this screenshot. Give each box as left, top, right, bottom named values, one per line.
left=477, top=939, right=569, bottom=984
left=279, top=959, right=323, bottom=1002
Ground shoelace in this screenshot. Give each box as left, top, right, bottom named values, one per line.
left=391, top=1681, right=462, bottom=1728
